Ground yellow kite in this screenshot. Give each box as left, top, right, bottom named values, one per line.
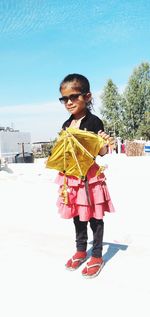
left=46, top=127, right=107, bottom=179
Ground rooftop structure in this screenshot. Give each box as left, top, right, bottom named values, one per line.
left=0, top=126, right=32, bottom=163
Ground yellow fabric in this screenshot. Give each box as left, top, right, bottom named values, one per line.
left=46, top=127, right=107, bottom=179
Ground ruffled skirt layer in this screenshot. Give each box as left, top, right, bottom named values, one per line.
left=55, top=163, right=115, bottom=221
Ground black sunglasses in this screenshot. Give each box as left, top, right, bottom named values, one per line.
left=59, top=93, right=86, bottom=104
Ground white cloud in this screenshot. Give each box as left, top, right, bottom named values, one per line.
left=0, top=86, right=124, bottom=143
left=0, top=101, right=68, bottom=142
left=0, top=101, right=56, bottom=115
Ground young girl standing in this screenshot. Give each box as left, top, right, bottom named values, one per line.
left=55, top=73, right=115, bottom=278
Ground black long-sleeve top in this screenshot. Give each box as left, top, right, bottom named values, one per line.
left=62, top=109, right=104, bottom=134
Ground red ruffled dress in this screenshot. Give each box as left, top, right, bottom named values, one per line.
left=55, top=162, right=115, bottom=221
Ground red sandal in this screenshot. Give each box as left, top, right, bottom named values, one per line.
left=82, top=257, right=104, bottom=278
left=65, top=251, right=87, bottom=271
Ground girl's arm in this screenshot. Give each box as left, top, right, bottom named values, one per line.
left=98, top=130, right=115, bottom=156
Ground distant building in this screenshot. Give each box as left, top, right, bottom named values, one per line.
left=0, top=126, right=31, bottom=163
left=32, top=141, right=52, bottom=158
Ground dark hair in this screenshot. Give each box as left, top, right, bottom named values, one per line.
left=59, top=73, right=93, bottom=110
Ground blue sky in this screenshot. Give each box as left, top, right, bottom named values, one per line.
left=0, top=0, right=150, bottom=142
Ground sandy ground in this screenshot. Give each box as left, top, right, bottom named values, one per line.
left=0, top=155, right=150, bottom=317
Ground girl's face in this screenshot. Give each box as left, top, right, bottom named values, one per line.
left=60, top=82, right=91, bottom=118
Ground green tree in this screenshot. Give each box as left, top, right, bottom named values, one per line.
left=122, top=62, right=150, bottom=140
left=100, top=79, right=122, bottom=137
left=136, top=111, right=150, bottom=140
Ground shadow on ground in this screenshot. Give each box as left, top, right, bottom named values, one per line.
left=87, top=241, right=128, bottom=263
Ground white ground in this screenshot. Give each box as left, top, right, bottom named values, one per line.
left=0, top=155, right=150, bottom=317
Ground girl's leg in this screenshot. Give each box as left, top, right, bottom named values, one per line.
left=65, top=216, right=88, bottom=270
left=73, top=216, right=88, bottom=252
left=81, top=218, right=104, bottom=277
left=89, top=218, right=104, bottom=258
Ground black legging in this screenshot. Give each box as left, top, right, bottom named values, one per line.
left=73, top=216, right=104, bottom=258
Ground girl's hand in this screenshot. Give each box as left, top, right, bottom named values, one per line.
left=98, top=130, right=116, bottom=155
